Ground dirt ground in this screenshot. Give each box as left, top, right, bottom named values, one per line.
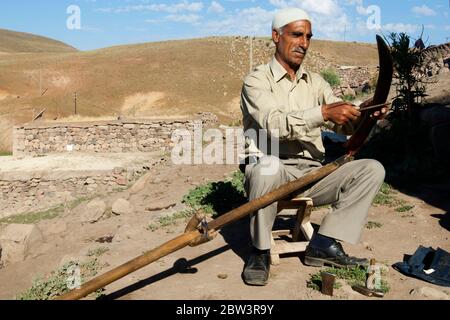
left=0, top=155, right=449, bottom=301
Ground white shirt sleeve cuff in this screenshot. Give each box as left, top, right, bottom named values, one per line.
left=303, top=107, right=325, bottom=129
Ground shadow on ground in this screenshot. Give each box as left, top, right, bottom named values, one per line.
left=101, top=244, right=231, bottom=300
left=389, top=176, right=450, bottom=232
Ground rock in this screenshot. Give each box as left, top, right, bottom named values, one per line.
left=0, top=224, right=44, bottom=264
left=115, top=177, right=128, bottom=186
left=45, top=220, right=68, bottom=236
left=146, top=203, right=177, bottom=212
left=129, top=173, right=152, bottom=194
left=81, top=199, right=107, bottom=224
left=363, top=242, right=374, bottom=251
left=343, top=86, right=356, bottom=98
left=410, top=287, right=449, bottom=300
left=113, top=167, right=125, bottom=175
left=112, top=199, right=134, bottom=215
left=151, top=177, right=162, bottom=184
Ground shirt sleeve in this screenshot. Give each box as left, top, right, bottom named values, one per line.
left=241, top=72, right=325, bottom=142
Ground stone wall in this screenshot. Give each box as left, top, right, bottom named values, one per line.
left=13, top=113, right=218, bottom=156
left=0, top=166, right=149, bottom=219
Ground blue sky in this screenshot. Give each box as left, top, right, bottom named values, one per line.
left=1, top=0, right=449, bottom=50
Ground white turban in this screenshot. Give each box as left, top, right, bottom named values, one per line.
left=272, top=8, right=311, bottom=30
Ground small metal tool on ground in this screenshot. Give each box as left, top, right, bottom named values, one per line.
left=321, top=272, right=336, bottom=296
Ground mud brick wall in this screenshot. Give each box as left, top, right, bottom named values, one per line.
left=12, top=114, right=218, bottom=156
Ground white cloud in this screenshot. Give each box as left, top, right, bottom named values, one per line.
left=269, top=0, right=342, bottom=16
left=412, top=5, right=436, bottom=17
left=204, top=6, right=275, bottom=35
left=96, top=2, right=204, bottom=14
left=343, top=0, right=363, bottom=5
left=208, top=1, right=225, bottom=13
left=382, top=23, right=421, bottom=34
left=166, top=14, right=202, bottom=24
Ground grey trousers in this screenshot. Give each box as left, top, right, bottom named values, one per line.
left=244, top=156, right=385, bottom=250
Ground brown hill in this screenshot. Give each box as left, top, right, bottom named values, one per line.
left=0, top=29, right=77, bottom=53
left=0, top=35, right=379, bottom=128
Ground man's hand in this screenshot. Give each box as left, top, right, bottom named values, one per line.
left=322, top=101, right=361, bottom=125
left=359, top=98, right=388, bottom=120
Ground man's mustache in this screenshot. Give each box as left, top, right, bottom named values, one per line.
left=293, top=47, right=307, bottom=54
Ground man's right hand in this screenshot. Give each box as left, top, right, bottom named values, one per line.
left=322, top=101, right=361, bottom=125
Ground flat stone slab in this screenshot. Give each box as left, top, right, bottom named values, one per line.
left=0, top=224, right=43, bottom=264
left=0, top=152, right=161, bottom=172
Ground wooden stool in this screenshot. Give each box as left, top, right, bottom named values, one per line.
left=270, top=197, right=314, bottom=265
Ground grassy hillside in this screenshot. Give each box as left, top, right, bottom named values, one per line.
left=0, top=29, right=77, bottom=53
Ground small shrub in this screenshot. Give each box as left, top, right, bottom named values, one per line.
left=157, top=210, right=194, bottom=227
left=366, top=221, right=383, bottom=229
left=87, top=247, right=109, bottom=257
left=16, top=258, right=104, bottom=300
left=146, top=223, right=159, bottom=232
left=320, top=68, right=341, bottom=87
left=395, top=205, right=415, bottom=213
left=182, top=171, right=246, bottom=217
left=307, top=266, right=390, bottom=294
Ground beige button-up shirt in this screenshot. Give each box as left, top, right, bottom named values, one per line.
left=241, top=57, right=357, bottom=162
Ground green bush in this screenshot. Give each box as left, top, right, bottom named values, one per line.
left=16, top=259, right=103, bottom=300
left=320, top=68, right=341, bottom=87
left=359, top=32, right=447, bottom=184
left=182, top=171, right=246, bottom=217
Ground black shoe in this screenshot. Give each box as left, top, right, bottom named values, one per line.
left=242, top=250, right=270, bottom=286
left=305, top=242, right=368, bottom=268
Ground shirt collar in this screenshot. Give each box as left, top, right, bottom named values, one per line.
left=270, top=57, right=308, bottom=83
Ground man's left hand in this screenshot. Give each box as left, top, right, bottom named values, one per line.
left=360, top=98, right=388, bottom=120
left=370, top=105, right=388, bottom=120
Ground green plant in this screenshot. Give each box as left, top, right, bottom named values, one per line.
left=307, top=272, right=342, bottom=291
left=307, top=267, right=390, bottom=294
left=0, top=205, right=63, bottom=225
left=146, top=223, right=158, bottom=232
left=395, top=205, right=415, bottom=213
left=366, top=221, right=383, bottom=229
left=359, top=32, right=446, bottom=183
left=87, top=247, right=110, bottom=257
left=182, top=170, right=246, bottom=217
left=342, top=94, right=356, bottom=102
left=373, top=183, right=397, bottom=206
left=16, top=258, right=104, bottom=300
left=0, top=196, right=95, bottom=225
left=228, top=119, right=242, bottom=127
left=320, top=68, right=341, bottom=87
left=157, top=209, right=194, bottom=227
left=0, top=151, right=12, bottom=156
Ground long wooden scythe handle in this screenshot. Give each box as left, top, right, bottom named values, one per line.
left=56, top=35, right=393, bottom=301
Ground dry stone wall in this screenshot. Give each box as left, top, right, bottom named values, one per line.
left=13, top=113, right=218, bottom=156
left=0, top=166, right=148, bottom=219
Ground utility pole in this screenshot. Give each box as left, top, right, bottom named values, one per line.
left=39, top=67, right=42, bottom=97
left=249, top=36, right=253, bottom=73
left=74, top=92, right=77, bottom=115
left=344, top=24, right=347, bottom=42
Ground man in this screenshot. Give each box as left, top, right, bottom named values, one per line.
left=240, top=8, right=387, bottom=286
